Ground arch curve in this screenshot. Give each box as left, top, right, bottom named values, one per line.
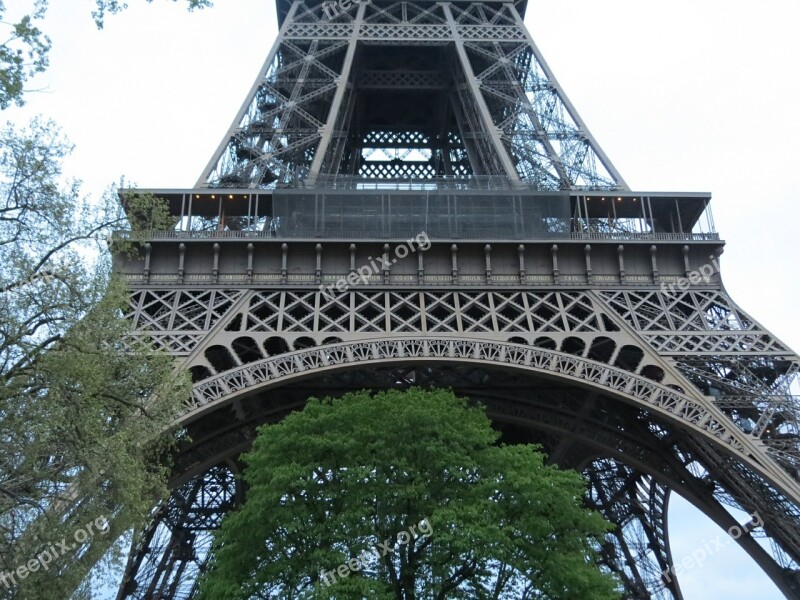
left=178, top=336, right=800, bottom=510
left=168, top=348, right=800, bottom=599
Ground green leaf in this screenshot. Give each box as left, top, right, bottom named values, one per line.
left=198, top=388, right=621, bottom=599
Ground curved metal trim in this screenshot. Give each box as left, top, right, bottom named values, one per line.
left=179, top=336, right=800, bottom=507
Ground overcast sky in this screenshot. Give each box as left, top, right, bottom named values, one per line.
left=7, top=0, right=800, bottom=597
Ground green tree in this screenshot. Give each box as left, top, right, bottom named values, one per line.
left=90, top=0, right=212, bottom=28
left=0, top=1, right=49, bottom=110
left=0, top=0, right=209, bottom=109
left=199, top=388, right=620, bottom=600
left=0, top=119, right=190, bottom=598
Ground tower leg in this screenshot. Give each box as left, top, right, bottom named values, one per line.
left=584, top=459, right=683, bottom=600
left=116, top=465, right=239, bottom=600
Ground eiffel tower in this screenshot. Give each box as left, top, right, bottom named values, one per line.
left=114, top=0, right=800, bottom=598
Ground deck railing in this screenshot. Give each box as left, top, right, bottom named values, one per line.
left=115, top=229, right=720, bottom=242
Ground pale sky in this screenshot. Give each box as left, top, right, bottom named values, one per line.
left=7, top=0, right=800, bottom=598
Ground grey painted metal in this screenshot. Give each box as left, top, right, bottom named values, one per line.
left=442, top=2, right=520, bottom=182
left=194, top=0, right=301, bottom=188
left=113, top=0, right=800, bottom=598
left=196, top=0, right=627, bottom=189
left=505, top=2, right=629, bottom=190
left=116, top=271, right=800, bottom=598
left=306, top=1, right=365, bottom=182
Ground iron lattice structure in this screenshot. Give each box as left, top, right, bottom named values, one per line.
left=113, top=1, right=800, bottom=598
left=197, top=0, right=626, bottom=190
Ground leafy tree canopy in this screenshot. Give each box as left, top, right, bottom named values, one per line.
left=90, top=0, right=212, bottom=28
left=199, top=388, right=620, bottom=600
left=0, top=118, right=190, bottom=598
left=0, top=0, right=210, bottom=109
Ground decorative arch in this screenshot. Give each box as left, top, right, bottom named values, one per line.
left=179, top=336, right=800, bottom=514
left=166, top=354, right=800, bottom=599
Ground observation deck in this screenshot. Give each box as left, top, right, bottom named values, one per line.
left=115, top=181, right=721, bottom=291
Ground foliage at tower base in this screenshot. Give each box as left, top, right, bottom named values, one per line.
left=0, top=119, right=190, bottom=598
left=198, top=388, right=620, bottom=600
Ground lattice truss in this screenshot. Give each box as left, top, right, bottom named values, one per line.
left=199, top=0, right=627, bottom=189
left=117, top=466, right=239, bottom=600
left=360, top=2, right=524, bottom=183
left=467, top=371, right=800, bottom=599
left=448, top=43, right=510, bottom=177
left=597, top=290, right=800, bottom=447
left=181, top=340, right=800, bottom=584
left=354, top=130, right=471, bottom=179
left=585, top=460, right=678, bottom=600
left=447, top=3, right=622, bottom=190
left=134, top=289, right=672, bottom=383
left=597, top=289, right=800, bottom=571
left=121, top=359, right=798, bottom=600
left=320, top=1, right=473, bottom=179
left=121, top=372, right=689, bottom=599
left=201, top=2, right=356, bottom=188
left=681, top=435, right=800, bottom=569
left=476, top=384, right=697, bottom=600
left=121, top=285, right=800, bottom=595
left=124, top=289, right=243, bottom=354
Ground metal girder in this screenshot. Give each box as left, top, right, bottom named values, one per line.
left=505, top=2, right=629, bottom=190
left=585, top=461, right=679, bottom=600
left=305, top=1, right=365, bottom=182
left=116, top=363, right=800, bottom=598
left=442, top=2, right=521, bottom=181
left=112, top=0, right=800, bottom=597
left=197, top=0, right=627, bottom=189
left=115, top=465, right=240, bottom=600
left=114, top=281, right=800, bottom=598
